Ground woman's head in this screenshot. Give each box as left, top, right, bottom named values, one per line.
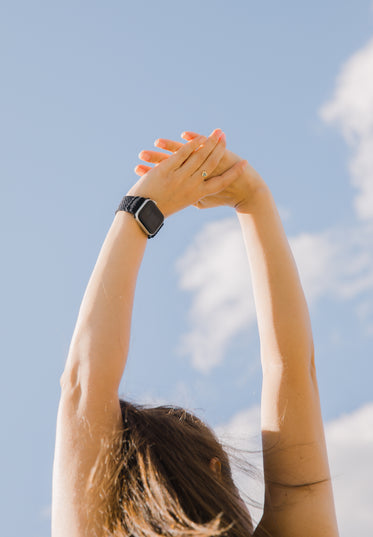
left=88, top=400, right=254, bottom=537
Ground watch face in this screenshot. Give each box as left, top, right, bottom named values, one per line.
left=137, top=200, right=164, bottom=236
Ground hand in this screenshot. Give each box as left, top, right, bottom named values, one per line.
left=135, top=130, right=267, bottom=213
left=127, top=129, right=247, bottom=218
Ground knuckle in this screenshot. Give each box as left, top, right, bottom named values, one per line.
left=194, top=136, right=205, bottom=148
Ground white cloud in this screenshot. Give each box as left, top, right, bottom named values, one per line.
left=216, top=403, right=373, bottom=536
left=215, top=405, right=261, bottom=449
left=175, top=216, right=373, bottom=372
left=319, top=37, right=373, bottom=141
left=215, top=406, right=264, bottom=527
left=290, top=223, right=373, bottom=303
left=319, top=37, right=373, bottom=220
left=325, top=403, right=373, bottom=536
left=175, top=36, right=373, bottom=373
left=175, top=217, right=256, bottom=373
left=289, top=229, right=340, bottom=304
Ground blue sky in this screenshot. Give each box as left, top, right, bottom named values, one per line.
left=1, top=1, right=373, bottom=535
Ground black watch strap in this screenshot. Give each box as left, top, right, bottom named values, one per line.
left=115, top=196, right=148, bottom=215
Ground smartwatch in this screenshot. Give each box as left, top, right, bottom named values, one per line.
left=115, top=196, right=164, bottom=238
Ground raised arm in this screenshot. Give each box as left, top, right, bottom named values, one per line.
left=237, top=186, right=339, bottom=537
left=59, top=131, right=243, bottom=394
left=137, top=132, right=340, bottom=537
left=52, top=130, right=245, bottom=537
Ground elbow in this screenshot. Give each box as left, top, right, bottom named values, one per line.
left=59, top=360, right=82, bottom=400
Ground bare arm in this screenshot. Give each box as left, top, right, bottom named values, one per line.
left=52, top=131, right=245, bottom=537
left=237, top=185, right=339, bottom=537
left=135, top=135, right=340, bottom=536
left=60, top=211, right=147, bottom=395
left=59, top=130, right=242, bottom=396
left=52, top=212, right=147, bottom=537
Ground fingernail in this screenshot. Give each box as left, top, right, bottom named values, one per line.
left=155, top=139, right=164, bottom=148
left=218, top=132, right=226, bottom=141
left=211, top=128, right=222, bottom=139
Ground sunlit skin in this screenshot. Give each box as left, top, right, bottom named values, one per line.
left=53, top=128, right=340, bottom=537
left=134, top=132, right=340, bottom=535
left=52, top=129, right=250, bottom=537
left=134, top=130, right=266, bottom=213
left=127, top=129, right=248, bottom=218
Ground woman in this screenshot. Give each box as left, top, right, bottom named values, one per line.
left=52, top=129, right=340, bottom=537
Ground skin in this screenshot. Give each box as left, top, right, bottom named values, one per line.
left=52, top=130, right=247, bottom=537
left=135, top=130, right=340, bottom=536
left=209, top=456, right=222, bottom=480
left=52, top=129, right=340, bottom=537
left=134, top=130, right=264, bottom=213
left=126, top=128, right=248, bottom=218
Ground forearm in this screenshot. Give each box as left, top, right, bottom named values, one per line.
left=237, top=182, right=327, bottom=476
left=61, top=211, right=148, bottom=394
left=238, top=184, right=338, bottom=534
left=237, top=184, right=313, bottom=371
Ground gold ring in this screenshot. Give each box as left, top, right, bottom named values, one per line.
left=201, top=170, right=208, bottom=178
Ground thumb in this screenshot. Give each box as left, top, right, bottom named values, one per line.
left=201, top=160, right=247, bottom=196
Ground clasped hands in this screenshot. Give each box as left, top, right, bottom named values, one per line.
left=127, top=128, right=266, bottom=218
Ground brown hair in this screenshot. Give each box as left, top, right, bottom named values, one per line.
left=87, top=400, right=259, bottom=537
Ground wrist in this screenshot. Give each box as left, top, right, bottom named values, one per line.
left=115, top=210, right=150, bottom=240
left=234, top=172, right=270, bottom=215
left=126, top=187, right=169, bottom=220
left=116, top=195, right=165, bottom=238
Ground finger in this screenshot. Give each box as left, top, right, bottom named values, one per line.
left=180, top=129, right=224, bottom=175
left=134, top=164, right=152, bottom=176
left=194, top=133, right=226, bottom=177
left=181, top=131, right=206, bottom=141
left=154, top=139, right=184, bottom=153
left=139, top=150, right=169, bottom=164
left=201, top=160, right=247, bottom=197
left=165, top=135, right=206, bottom=171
